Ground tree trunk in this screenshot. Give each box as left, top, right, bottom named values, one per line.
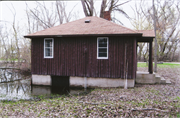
left=153, top=0, right=157, bottom=72
left=100, top=0, right=107, bottom=18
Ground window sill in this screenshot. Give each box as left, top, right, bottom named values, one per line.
left=97, top=57, right=108, bottom=59
left=44, top=57, right=53, bottom=59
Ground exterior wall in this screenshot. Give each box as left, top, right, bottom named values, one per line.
left=31, top=36, right=137, bottom=79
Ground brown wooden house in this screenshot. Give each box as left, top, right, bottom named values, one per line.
left=24, top=16, right=154, bottom=88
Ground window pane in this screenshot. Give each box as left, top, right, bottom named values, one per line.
left=98, top=38, right=107, bottom=43
left=98, top=38, right=107, bottom=47
left=99, top=48, right=107, bottom=53
left=45, top=48, right=52, bottom=56
left=49, top=48, right=52, bottom=56
left=45, top=40, right=52, bottom=47
left=99, top=53, right=107, bottom=57
left=99, top=43, right=107, bottom=47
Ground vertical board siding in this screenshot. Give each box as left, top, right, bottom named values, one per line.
left=31, top=36, right=136, bottom=79
left=31, top=39, right=34, bottom=74
left=133, top=39, right=137, bottom=79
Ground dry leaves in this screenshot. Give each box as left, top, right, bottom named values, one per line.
left=0, top=66, right=179, bottom=117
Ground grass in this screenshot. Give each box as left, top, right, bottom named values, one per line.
left=138, top=62, right=180, bottom=68
left=157, top=63, right=180, bottom=68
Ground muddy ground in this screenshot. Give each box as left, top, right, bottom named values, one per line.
left=0, top=66, right=179, bottom=117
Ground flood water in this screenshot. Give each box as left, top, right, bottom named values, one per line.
left=0, top=69, right=89, bottom=101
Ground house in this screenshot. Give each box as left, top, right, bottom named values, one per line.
left=24, top=16, right=154, bottom=88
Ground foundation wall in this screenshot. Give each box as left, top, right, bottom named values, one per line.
left=32, top=75, right=51, bottom=86
left=32, top=75, right=135, bottom=88
left=70, top=76, right=135, bottom=88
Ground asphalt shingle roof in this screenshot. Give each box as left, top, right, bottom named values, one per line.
left=137, top=30, right=155, bottom=37
left=24, top=16, right=155, bottom=38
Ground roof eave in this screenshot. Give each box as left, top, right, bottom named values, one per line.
left=24, top=33, right=143, bottom=38
left=137, top=37, right=154, bottom=42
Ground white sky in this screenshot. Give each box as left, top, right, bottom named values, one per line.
left=0, top=0, right=153, bottom=32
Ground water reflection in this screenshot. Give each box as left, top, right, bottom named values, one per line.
left=0, top=79, right=32, bottom=100
left=31, top=86, right=70, bottom=96
left=0, top=69, right=22, bottom=83
left=0, top=69, right=32, bottom=100
left=0, top=69, right=89, bottom=100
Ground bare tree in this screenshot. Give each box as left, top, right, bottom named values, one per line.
left=130, top=2, right=153, bottom=62
left=152, top=0, right=157, bottom=72
left=81, top=0, right=94, bottom=16
left=26, top=2, right=57, bottom=29
left=140, top=0, right=180, bottom=62
left=81, top=0, right=130, bottom=23
left=10, top=4, right=21, bottom=69
left=0, top=26, right=4, bottom=59
left=0, top=4, right=32, bottom=71
left=0, top=25, right=9, bottom=68
left=26, top=1, right=77, bottom=31
left=154, top=0, right=180, bottom=62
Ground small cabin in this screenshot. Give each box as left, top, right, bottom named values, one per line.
left=24, top=16, right=154, bottom=88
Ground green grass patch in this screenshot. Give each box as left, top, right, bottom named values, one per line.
left=157, top=63, right=180, bottom=68
left=175, top=96, right=180, bottom=101
left=138, top=62, right=180, bottom=68
left=137, top=62, right=148, bottom=67
left=177, top=113, right=180, bottom=118
left=8, top=58, right=18, bottom=61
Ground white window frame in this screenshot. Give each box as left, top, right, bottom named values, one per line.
left=44, top=38, right=54, bottom=58
left=97, top=37, right=109, bottom=59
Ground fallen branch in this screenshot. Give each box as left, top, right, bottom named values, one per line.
left=77, top=101, right=110, bottom=105
left=0, top=67, right=20, bottom=70
left=131, top=108, right=169, bottom=112
left=0, top=79, right=24, bottom=83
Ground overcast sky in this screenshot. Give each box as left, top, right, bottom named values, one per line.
left=0, top=0, right=153, bottom=31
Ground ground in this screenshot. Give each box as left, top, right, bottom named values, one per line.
left=0, top=63, right=179, bottom=117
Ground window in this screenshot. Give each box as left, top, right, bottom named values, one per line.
left=97, top=37, right=108, bottom=59
left=44, top=38, right=54, bottom=58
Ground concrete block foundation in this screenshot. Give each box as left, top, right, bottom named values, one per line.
left=32, top=74, right=135, bottom=88
left=32, top=75, right=51, bottom=86
left=70, top=77, right=135, bottom=88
